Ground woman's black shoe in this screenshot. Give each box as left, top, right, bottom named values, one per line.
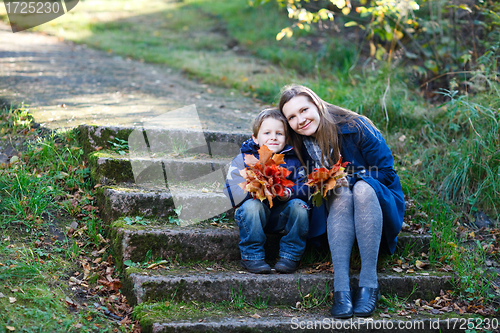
left=353, top=287, right=380, bottom=317
left=330, top=291, right=353, bottom=318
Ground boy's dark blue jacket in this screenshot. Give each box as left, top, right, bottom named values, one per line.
left=223, top=139, right=309, bottom=208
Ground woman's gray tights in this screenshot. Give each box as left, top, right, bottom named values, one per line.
left=327, top=180, right=383, bottom=291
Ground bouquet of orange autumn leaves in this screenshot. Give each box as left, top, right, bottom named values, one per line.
left=305, top=157, right=349, bottom=207
left=239, top=145, right=349, bottom=208
left=238, top=145, right=295, bottom=208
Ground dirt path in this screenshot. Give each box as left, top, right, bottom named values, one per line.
left=0, top=22, right=262, bottom=132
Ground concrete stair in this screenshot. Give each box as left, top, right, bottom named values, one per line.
left=109, top=222, right=431, bottom=265
left=97, top=183, right=234, bottom=223
left=149, top=316, right=466, bottom=333
left=123, top=268, right=451, bottom=306
left=79, top=124, right=457, bottom=333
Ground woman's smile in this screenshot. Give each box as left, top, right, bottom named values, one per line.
left=300, top=120, right=311, bottom=130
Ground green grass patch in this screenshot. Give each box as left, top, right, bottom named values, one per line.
left=0, top=237, right=114, bottom=333
left=132, top=299, right=296, bottom=331
left=0, top=104, right=134, bottom=332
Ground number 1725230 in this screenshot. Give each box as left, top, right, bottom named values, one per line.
left=5, top=2, right=62, bottom=14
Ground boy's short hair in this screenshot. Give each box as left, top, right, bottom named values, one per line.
left=251, top=108, right=289, bottom=138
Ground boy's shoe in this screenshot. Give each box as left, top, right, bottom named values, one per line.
left=274, top=258, right=300, bottom=273
left=240, top=259, right=272, bottom=274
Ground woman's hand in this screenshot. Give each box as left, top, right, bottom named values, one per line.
left=335, top=176, right=349, bottom=189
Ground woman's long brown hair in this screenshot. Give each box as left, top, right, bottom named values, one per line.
left=278, top=84, right=378, bottom=167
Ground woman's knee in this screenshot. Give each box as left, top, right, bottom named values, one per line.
left=353, top=181, right=376, bottom=199
left=327, top=186, right=353, bottom=208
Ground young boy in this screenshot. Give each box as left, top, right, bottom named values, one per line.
left=223, top=108, right=309, bottom=274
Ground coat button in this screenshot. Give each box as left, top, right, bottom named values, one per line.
left=360, top=169, right=366, bottom=174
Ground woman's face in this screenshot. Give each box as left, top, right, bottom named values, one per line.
left=282, top=95, right=321, bottom=137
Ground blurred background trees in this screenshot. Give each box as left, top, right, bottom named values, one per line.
left=253, top=0, right=500, bottom=100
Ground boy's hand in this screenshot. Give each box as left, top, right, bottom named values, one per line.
left=278, top=188, right=292, bottom=201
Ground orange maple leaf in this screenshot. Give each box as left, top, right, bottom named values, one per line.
left=306, top=157, right=349, bottom=205
left=239, top=145, right=295, bottom=208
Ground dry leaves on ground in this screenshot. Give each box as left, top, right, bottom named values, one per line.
left=305, top=261, right=334, bottom=274
left=410, top=290, right=498, bottom=316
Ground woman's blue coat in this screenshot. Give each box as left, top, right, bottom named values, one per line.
left=304, top=119, right=405, bottom=254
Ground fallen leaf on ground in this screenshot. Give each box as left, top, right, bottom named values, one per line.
left=98, top=279, right=122, bottom=292
left=438, top=265, right=454, bottom=272
left=64, top=297, right=78, bottom=308
left=415, top=260, right=429, bottom=269
left=82, top=261, right=91, bottom=280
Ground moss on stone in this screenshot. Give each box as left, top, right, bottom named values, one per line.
left=88, top=150, right=134, bottom=183
left=76, top=125, right=133, bottom=156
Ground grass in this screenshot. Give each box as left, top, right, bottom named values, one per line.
left=0, top=0, right=447, bottom=132
left=437, top=90, right=500, bottom=219
left=379, top=284, right=418, bottom=313
left=0, top=237, right=113, bottom=333
left=131, top=299, right=294, bottom=331
left=0, top=104, right=135, bottom=332
left=294, top=281, right=331, bottom=310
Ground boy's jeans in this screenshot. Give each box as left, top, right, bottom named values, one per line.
left=235, top=198, right=309, bottom=261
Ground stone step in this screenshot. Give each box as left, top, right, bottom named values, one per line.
left=110, top=221, right=430, bottom=265
left=143, top=314, right=466, bottom=333
left=89, top=150, right=232, bottom=184
left=122, top=267, right=452, bottom=307
left=98, top=184, right=432, bottom=259
left=77, top=124, right=249, bottom=157
left=97, top=182, right=234, bottom=224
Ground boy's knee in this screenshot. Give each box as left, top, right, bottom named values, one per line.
left=241, top=199, right=265, bottom=210
left=237, top=199, right=266, bottom=218
left=289, top=199, right=308, bottom=210
left=288, top=199, right=309, bottom=218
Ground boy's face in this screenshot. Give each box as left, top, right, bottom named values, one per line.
left=252, top=118, right=286, bottom=153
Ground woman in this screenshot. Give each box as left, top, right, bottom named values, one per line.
left=279, top=85, right=404, bottom=318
